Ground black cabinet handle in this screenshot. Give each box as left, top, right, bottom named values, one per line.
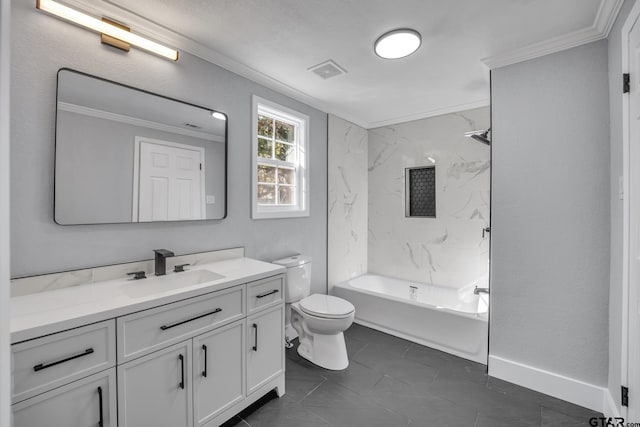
left=33, top=348, right=94, bottom=372
left=252, top=323, right=258, bottom=351
left=160, top=308, right=222, bottom=331
left=202, top=345, right=207, bottom=378
left=482, top=227, right=491, bottom=238
left=178, top=354, right=185, bottom=390
left=256, top=289, right=279, bottom=299
left=97, top=386, right=104, bottom=427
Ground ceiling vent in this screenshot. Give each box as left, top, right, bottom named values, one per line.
left=308, top=60, right=347, bottom=80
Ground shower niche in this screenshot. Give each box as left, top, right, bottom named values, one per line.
left=405, top=166, right=436, bottom=218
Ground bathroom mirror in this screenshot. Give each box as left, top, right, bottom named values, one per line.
left=54, top=69, right=227, bottom=224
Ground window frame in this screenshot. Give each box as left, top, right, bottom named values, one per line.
left=251, top=95, right=310, bottom=219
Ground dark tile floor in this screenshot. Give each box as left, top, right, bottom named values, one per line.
left=222, top=324, right=601, bottom=427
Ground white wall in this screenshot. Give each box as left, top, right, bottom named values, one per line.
left=367, top=108, right=490, bottom=288
left=327, top=115, right=368, bottom=290
left=490, top=40, right=610, bottom=388
left=0, top=0, right=9, bottom=425
left=607, top=0, right=636, bottom=416
left=10, top=1, right=328, bottom=294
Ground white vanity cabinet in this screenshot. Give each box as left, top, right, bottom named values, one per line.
left=193, top=320, right=245, bottom=425
left=118, top=341, right=193, bottom=427
left=11, top=264, right=286, bottom=427
left=11, top=319, right=117, bottom=427
left=118, top=320, right=247, bottom=427
left=13, top=368, right=117, bottom=427
left=247, top=305, right=285, bottom=395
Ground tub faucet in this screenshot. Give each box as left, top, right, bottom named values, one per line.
left=154, top=249, right=175, bottom=276
left=474, top=286, right=489, bottom=295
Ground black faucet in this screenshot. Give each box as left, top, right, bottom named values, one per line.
left=153, top=249, right=175, bottom=276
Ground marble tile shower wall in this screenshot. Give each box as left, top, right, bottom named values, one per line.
left=368, top=107, right=490, bottom=288
left=328, top=115, right=368, bottom=291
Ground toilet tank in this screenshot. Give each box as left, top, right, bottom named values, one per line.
left=272, top=255, right=312, bottom=303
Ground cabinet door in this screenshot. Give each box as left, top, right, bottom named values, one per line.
left=12, top=368, right=116, bottom=427
left=247, top=305, right=284, bottom=395
left=193, top=319, right=245, bottom=426
left=118, top=341, right=192, bottom=427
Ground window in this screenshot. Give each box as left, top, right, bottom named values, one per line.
left=252, top=95, right=309, bottom=219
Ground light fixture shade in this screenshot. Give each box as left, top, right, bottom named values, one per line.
left=211, top=111, right=227, bottom=121
left=374, top=29, right=422, bottom=60
left=36, top=0, right=179, bottom=61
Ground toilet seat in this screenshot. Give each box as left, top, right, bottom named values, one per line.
left=299, top=294, right=355, bottom=319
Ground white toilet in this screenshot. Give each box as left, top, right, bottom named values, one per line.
left=272, top=255, right=355, bottom=370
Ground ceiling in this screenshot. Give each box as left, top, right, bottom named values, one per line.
left=72, top=0, right=622, bottom=128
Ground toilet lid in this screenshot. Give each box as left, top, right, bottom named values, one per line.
left=299, top=294, right=355, bottom=319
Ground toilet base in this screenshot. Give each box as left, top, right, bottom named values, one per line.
left=297, top=332, right=349, bottom=371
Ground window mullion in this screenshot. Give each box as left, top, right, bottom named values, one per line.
left=271, top=118, right=276, bottom=160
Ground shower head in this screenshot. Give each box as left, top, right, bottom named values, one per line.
left=464, top=129, right=491, bottom=146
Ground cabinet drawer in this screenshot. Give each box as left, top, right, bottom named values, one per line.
left=12, top=320, right=116, bottom=404
left=247, top=276, right=283, bottom=314
left=118, top=286, right=245, bottom=363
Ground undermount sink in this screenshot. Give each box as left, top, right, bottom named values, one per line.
left=121, top=269, right=226, bottom=298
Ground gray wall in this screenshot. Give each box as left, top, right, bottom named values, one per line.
left=607, top=0, right=636, bottom=412
left=56, top=112, right=226, bottom=223
left=11, top=1, right=328, bottom=295
left=490, top=40, right=610, bottom=386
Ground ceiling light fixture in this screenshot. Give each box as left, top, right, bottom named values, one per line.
left=374, top=29, right=422, bottom=60
left=36, top=0, right=179, bottom=61
left=211, top=112, right=227, bottom=121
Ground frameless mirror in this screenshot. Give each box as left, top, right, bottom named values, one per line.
left=54, top=69, right=227, bottom=225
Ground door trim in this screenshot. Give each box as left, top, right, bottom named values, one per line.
left=620, top=1, right=640, bottom=420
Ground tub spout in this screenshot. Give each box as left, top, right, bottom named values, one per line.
left=474, top=286, right=489, bottom=295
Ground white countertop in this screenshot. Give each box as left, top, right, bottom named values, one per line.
left=11, top=257, right=285, bottom=343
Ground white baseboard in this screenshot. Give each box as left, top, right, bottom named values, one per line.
left=488, top=355, right=606, bottom=412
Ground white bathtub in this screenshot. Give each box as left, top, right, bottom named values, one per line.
left=332, top=274, right=489, bottom=364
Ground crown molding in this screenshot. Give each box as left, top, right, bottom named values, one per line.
left=367, top=99, right=490, bottom=130
left=57, top=0, right=619, bottom=128
left=57, top=0, right=370, bottom=129
left=58, top=101, right=225, bottom=142
left=482, top=0, right=623, bottom=69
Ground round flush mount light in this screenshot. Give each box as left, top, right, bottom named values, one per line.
left=374, top=28, right=422, bottom=59
left=211, top=111, right=227, bottom=121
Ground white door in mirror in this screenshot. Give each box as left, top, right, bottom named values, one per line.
left=136, top=139, right=205, bottom=222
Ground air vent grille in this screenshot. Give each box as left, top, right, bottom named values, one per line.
left=308, top=60, right=347, bottom=80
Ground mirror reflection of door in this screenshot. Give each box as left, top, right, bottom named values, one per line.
left=133, top=137, right=206, bottom=222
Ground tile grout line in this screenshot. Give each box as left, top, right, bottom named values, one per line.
left=299, top=377, right=328, bottom=403
left=350, top=341, right=370, bottom=359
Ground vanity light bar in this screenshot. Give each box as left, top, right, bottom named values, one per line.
left=36, top=0, right=179, bottom=61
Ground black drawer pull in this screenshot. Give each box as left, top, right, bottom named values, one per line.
left=256, top=289, right=279, bottom=299
left=160, top=308, right=222, bottom=331
left=97, top=386, right=104, bottom=427
left=178, top=354, right=185, bottom=390
left=252, top=323, right=258, bottom=351
left=33, top=348, right=94, bottom=372
left=202, top=345, right=207, bottom=378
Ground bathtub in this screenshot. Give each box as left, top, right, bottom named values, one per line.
left=332, top=274, right=489, bottom=364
